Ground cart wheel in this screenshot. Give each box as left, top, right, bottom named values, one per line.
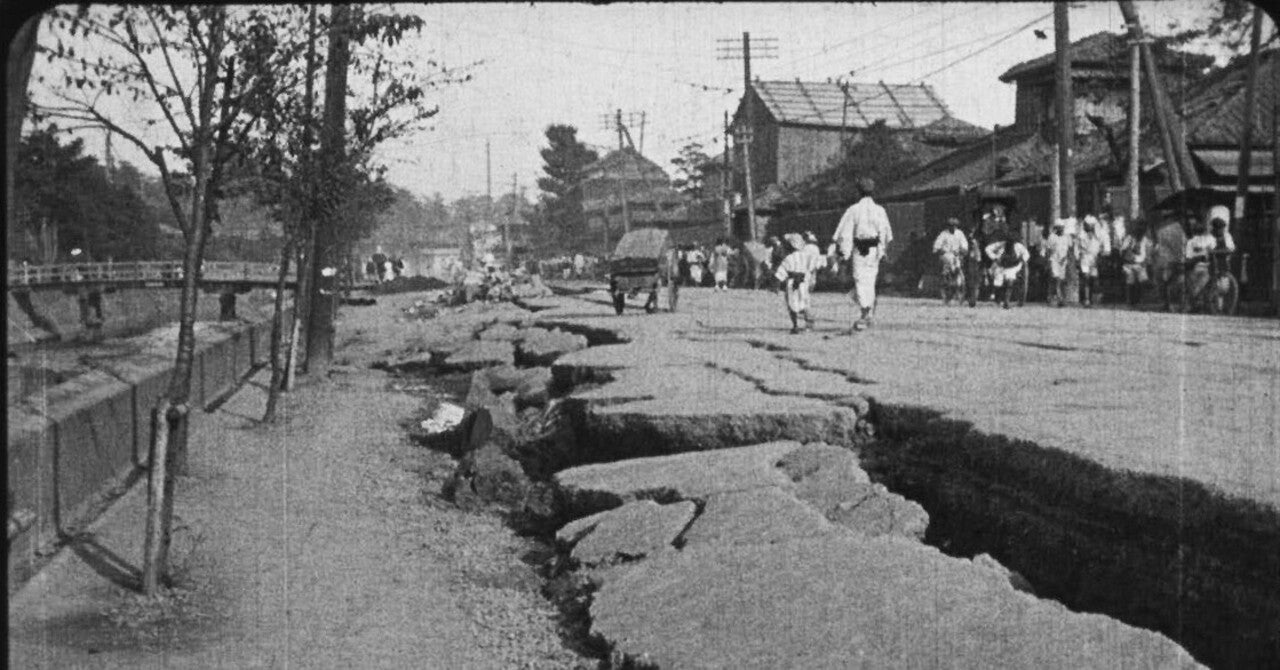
left=644, top=290, right=657, bottom=314
left=612, top=291, right=626, bottom=315
left=668, top=280, right=679, bottom=312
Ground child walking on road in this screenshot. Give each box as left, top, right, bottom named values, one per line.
left=775, top=233, right=814, bottom=334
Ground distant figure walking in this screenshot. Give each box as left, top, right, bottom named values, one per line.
left=1043, top=219, right=1072, bottom=307
left=774, top=233, right=814, bottom=334
left=687, top=246, right=706, bottom=286
left=932, top=217, right=968, bottom=306
left=833, top=178, right=892, bottom=332
left=711, top=239, right=732, bottom=291
left=984, top=235, right=1030, bottom=309
left=1076, top=216, right=1107, bottom=307
left=1119, top=219, right=1152, bottom=307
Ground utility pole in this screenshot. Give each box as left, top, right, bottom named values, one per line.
left=1272, top=51, right=1279, bottom=316
left=1119, top=1, right=1198, bottom=193
left=1055, top=2, right=1080, bottom=305
left=717, top=32, right=776, bottom=241
left=486, top=138, right=492, bottom=256
left=639, top=111, right=646, bottom=155
left=1127, top=35, right=1142, bottom=222
left=507, top=172, right=516, bottom=264
left=991, top=123, right=999, bottom=183
left=723, top=110, right=732, bottom=236
left=1233, top=6, right=1264, bottom=224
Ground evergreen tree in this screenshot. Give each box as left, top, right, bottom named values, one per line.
left=536, top=124, right=597, bottom=251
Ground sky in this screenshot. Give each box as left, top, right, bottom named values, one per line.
left=28, top=1, right=1239, bottom=204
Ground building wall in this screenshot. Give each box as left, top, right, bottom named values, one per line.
left=776, top=126, right=846, bottom=187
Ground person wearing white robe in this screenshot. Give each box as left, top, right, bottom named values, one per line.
left=932, top=217, right=969, bottom=305
left=832, top=178, right=892, bottom=332
left=984, top=238, right=1031, bottom=309
left=774, top=233, right=814, bottom=333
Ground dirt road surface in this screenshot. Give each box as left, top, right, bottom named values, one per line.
left=8, top=293, right=594, bottom=668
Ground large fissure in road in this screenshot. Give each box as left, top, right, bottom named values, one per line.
left=863, top=405, right=1280, bottom=670
left=414, top=312, right=1275, bottom=669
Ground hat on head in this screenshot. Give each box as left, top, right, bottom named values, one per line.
left=1083, top=214, right=1099, bottom=228
left=1207, top=204, right=1230, bottom=228
left=856, top=177, right=876, bottom=196
left=784, top=233, right=805, bottom=250
left=946, top=216, right=960, bottom=226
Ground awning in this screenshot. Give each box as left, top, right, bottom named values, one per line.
left=1190, top=148, right=1275, bottom=179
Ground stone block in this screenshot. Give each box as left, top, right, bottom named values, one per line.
left=516, top=328, right=588, bottom=366
left=556, top=499, right=697, bottom=567
left=440, top=340, right=515, bottom=372
left=555, top=441, right=804, bottom=516
left=679, top=487, right=837, bottom=548
left=590, top=535, right=1202, bottom=669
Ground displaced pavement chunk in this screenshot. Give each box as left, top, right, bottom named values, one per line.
left=556, top=500, right=696, bottom=567
left=590, top=535, right=1203, bottom=669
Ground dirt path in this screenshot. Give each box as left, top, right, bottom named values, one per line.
left=8, top=295, right=594, bottom=668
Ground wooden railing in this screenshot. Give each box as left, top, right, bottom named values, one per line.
left=7, top=260, right=285, bottom=288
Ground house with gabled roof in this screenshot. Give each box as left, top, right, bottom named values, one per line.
left=729, top=79, right=988, bottom=193
left=578, top=147, right=722, bottom=254
left=727, top=78, right=987, bottom=239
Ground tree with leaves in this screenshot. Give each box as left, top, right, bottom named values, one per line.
left=536, top=124, right=598, bottom=252
left=671, top=141, right=714, bottom=200
left=31, top=4, right=399, bottom=593
left=12, top=127, right=162, bottom=261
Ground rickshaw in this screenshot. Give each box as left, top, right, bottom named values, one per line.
left=963, top=185, right=1029, bottom=307
left=607, top=228, right=679, bottom=315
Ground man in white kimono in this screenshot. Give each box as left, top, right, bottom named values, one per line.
left=932, top=216, right=968, bottom=305
left=833, top=178, right=893, bottom=332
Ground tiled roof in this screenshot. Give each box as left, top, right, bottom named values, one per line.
left=1000, top=32, right=1129, bottom=82
left=752, top=79, right=951, bottom=129
left=1181, top=49, right=1280, bottom=147
left=582, top=148, right=672, bottom=182
left=882, top=129, right=1135, bottom=199
left=998, top=31, right=1208, bottom=83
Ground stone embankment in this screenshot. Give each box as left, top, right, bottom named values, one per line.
left=7, top=311, right=284, bottom=591
left=374, top=287, right=1277, bottom=668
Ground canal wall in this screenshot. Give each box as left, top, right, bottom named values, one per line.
left=6, top=312, right=286, bottom=592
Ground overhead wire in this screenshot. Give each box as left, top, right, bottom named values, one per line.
left=781, top=9, right=1054, bottom=126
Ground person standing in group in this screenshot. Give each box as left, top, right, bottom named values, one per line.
left=1119, top=219, right=1153, bottom=307
left=932, top=216, right=969, bottom=306
left=774, top=233, right=814, bottom=334
left=1042, top=219, right=1072, bottom=307
left=984, top=233, right=1031, bottom=309
left=687, top=245, right=706, bottom=286
left=1185, top=205, right=1234, bottom=305
left=1076, top=216, right=1107, bottom=307
left=711, top=238, right=732, bottom=291
left=833, top=177, right=893, bottom=332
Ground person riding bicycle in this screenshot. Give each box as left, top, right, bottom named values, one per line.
left=1184, top=206, right=1235, bottom=305
left=932, top=216, right=968, bottom=305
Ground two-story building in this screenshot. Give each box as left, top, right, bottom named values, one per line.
left=726, top=78, right=987, bottom=240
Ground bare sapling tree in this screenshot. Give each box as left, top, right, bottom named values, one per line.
left=32, top=4, right=312, bottom=594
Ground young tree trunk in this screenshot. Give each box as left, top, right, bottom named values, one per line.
left=262, top=239, right=293, bottom=423
left=304, top=3, right=353, bottom=378
left=143, top=6, right=227, bottom=596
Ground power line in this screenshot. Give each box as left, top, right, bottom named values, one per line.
left=776, top=5, right=931, bottom=72
left=780, top=11, right=1054, bottom=126
left=844, top=9, right=1051, bottom=80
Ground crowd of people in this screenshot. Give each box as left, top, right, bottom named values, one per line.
left=926, top=203, right=1239, bottom=313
